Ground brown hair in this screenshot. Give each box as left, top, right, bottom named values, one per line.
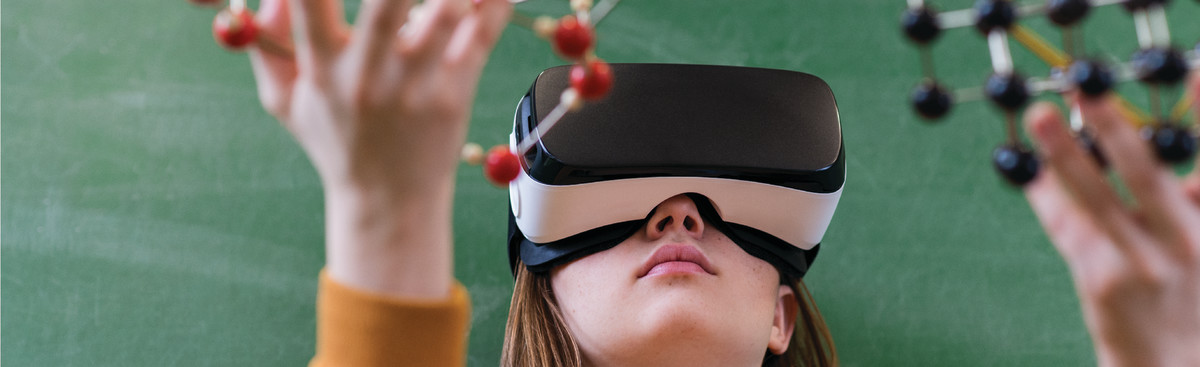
left=500, top=263, right=837, bottom=367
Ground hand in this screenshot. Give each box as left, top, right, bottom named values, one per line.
left=246, top=0, right=511, bottom=298
left=1023, top=74, right=1200, bottom=367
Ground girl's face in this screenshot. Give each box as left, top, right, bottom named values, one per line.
left=550, top=195, right=797, bottom=367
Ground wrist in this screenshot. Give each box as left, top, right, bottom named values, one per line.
left=322, top=176, right=457, bottom=299
left=1095, top=338, right=1200, bottom=367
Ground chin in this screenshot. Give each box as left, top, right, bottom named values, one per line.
left=633, top=292, right=732, bottom=341
left=604, top=305, right=766, bottom=367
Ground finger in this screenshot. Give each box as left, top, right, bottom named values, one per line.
left=347, top=0, right=415, bottom=72
left=1024, top=164, right=1134, bottom=283
left=1192, top=71, right=1200, bottom=125
left=1186, top=73, right=1200, bottom=206
left=399, top=0, right=471, bottom=67
left=1025, top=167, right=1092, bottom=261
left=289, top=0, right=349, bottom=67
left=249, top=0, right=298, bottom=119
left=444, top=0, right=512, bottom=71
left=1025, top=102, right=1141, bottom=252
left=1078, top=94, right=1192, bottom=240
left=1185, top=170, right=1200, bottom=207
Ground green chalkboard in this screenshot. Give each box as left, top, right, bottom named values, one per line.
left=3, top=0, right=1197, bottom=366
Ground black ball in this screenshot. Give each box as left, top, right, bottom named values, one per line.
left=974, top=0, right=1018, bottom=34
left=903, top=7, right=942, bottom=44
left=1122, top=0, right=1169, bottom=12
left=993, top=143, right=1040, bottom=186
left=985, top=72, right=1030, bottom=111
left=1069, top=59, right=1114, bottom=97
left=1131, top=47, right=1189, bottom=85
left=1142, top=123, right=1197, bottom=164
left=1047, top=0, right=1092, bottom=26
left=910, top=81, right=954, bottom=120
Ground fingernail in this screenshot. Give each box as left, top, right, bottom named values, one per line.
left=1025, top=103, right=1064, bottom=156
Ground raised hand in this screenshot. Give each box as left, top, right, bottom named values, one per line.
left=247, top=0, right=512, bottom=298
left=1023, top=74, right=1200, bottom=366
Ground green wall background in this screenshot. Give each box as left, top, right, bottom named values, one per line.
left=4, top=0, right=1197, bottom=365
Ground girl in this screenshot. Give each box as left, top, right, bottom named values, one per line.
left=240, top=0, right=1200, bottom=365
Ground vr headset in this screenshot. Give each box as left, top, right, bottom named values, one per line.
left=507, top=64, right=844, bottom=278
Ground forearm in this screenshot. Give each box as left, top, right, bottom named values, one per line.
left=323, top=174, right=457, bottom=300
left=311, top=270, right=470, bottom=367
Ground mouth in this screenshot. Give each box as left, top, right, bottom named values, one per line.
left=637, top=244, right=717, bottom=278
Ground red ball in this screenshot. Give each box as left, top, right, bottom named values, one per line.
left=553, top=15, right=594, bottom=60
left=483, top=145, right=520, bottom=186
left=570, top=59, right=613, bottom=100
left=213, top=7, right=258, bottom=50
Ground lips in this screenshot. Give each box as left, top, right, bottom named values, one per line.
left=637, top=244, right=716, bottom=278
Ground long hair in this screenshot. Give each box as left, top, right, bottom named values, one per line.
left=500, top=263, right=838, bottom=367
left=500, top=263, right=582, bottom=366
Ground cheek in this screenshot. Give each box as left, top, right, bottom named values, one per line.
left=549, top=252, right=639, bottom=355
left=710, top=236, right=781, bottom=293
left=550, top=251, right=617, bottom=299
left=718, top=250, right=784, bottom=322
left=549, top=252, right=625, bottom=327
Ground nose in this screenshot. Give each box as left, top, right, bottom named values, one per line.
left=645, top=194, right=706, bottom=241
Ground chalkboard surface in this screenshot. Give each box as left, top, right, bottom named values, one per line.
left=3, top=1, right=1197, bottom=365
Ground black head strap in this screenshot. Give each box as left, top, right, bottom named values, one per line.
left=509, top=211, right=648, bottom=275
left=684, top=193, right=817, bottom=278
left=508, top=194, right=818, bottom=278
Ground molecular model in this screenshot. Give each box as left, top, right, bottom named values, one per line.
left=188, top=0, right=620, bottom=187
left=463, top=0, right=620, bottom=187
left=902, top=0, right=1199, bottom=185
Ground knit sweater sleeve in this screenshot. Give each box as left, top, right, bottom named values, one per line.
left=310, top=271, right=471, bottom=367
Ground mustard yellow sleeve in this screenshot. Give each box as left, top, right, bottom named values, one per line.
left=310, top=271, right=471, bottom=367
